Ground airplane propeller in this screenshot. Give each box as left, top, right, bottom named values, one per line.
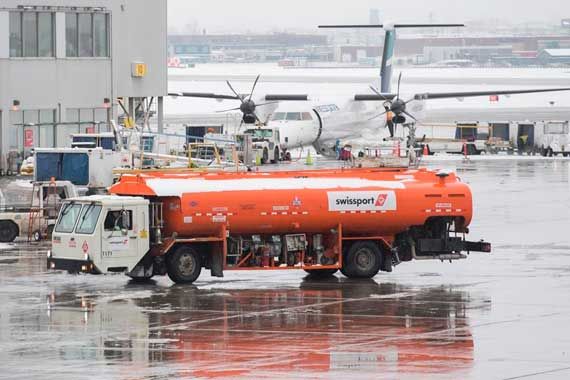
left=369, top=73, right=417, bottom=137
left=216, top=74, right=279, bottom=125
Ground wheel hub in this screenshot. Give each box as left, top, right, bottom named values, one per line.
left=179, top=253, right=195, bottom=276
left=355, top=249, right=373, bottom=269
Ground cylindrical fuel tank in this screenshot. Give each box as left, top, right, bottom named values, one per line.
left=110, top=168, right=473, bottom=237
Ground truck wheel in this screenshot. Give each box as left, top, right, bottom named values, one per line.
left=0, top=221, right=19, bottom=243
left=32, top=230, right=42, bottom=242
left=271, top=147, right=280, bottom=164
left=261, top=148, right=269, bottom=164
left=342, top=241, right=382, bottom=279
left=304, top=269, right=338, bottom=277
left=166, top=246, right=202, bottom=284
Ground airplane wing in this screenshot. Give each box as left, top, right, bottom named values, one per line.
left=168, top=92, right=239, bottom=100
left=354, top=94, right=396, bottom=101
left=413, top=88, right=570, bottom=100
left=168, top=92, right=308, bottom=101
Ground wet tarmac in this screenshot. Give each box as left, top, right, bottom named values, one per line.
left=1, top=159, right=570, bottom=379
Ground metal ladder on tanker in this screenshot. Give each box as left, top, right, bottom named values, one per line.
left=27, top=179, right=57, bottom=242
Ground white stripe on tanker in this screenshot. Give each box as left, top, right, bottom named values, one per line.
left=144, top=177, right=407, bottom=196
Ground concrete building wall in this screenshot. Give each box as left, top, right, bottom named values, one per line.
left=0, top=0, right=167, bottom=171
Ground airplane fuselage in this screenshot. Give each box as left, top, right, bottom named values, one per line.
left=265, top=99, right=387, bottom=155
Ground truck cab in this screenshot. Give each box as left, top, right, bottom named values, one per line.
left=48, top=196, right=151, bottom=277
left=243, top=127, right=281, bottom=164
left=0, top=180, right=79, bottom=242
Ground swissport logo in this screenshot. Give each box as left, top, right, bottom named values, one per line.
left=327, top=191, right=397, bottom=212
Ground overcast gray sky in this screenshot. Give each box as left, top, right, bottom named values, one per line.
left=168, top=0, right=569, bottom=33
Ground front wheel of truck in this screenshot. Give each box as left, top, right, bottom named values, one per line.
left=167, top=245, right=202, bottom=284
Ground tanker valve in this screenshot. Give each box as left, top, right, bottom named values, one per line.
left=436, top=171, right=450, bottom=185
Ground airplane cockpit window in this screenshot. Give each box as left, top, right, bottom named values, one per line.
left=285, top=112, right=301, bottom=121
left=271, top=112, right=286, bottom=121
left=301, top=112, right=313, bottom=121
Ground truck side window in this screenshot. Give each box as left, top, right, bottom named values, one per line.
left=104, top=210, right=133, bottom=231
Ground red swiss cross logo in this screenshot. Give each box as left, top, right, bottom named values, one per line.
left=375, top=194, right=388, bottom=207
left=82, top=241, right=89, bottom=253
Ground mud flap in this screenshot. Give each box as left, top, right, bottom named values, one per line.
left=210, top=248, right=224, bottom=278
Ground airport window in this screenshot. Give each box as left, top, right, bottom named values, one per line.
left=66, top=13, right=109, bottom=57
left=9, top=109, right=56, bottom=153
left=9, top=11, right=55, bottom=57
left=544, top=123, right=568, bottom=134
left=66, top=108, right=108, bottom=133
left=271, top=112, right=286, bottom=121
left=286, top=112, right=301, bottom=121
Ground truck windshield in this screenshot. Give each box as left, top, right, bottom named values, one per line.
left=245, top=129, right=273, bottom=140
left=75, top=204, right=102, bottom=234
left=54, top=203, right=83, bottom=233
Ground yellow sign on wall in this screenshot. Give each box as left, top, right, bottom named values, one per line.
left=131, top=62, right=147, bottom=77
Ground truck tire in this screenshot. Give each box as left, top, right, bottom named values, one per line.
left=304, top=268, right=338, bottom=277
left=271, top=147, right=280, bottom=164
left=261, top=148, right=269, bottom=164
left=166, top=245, right=202, bottom=284
left=0, top=221, right=19, bottom=243
left=342, top=241, right=383, bottom=279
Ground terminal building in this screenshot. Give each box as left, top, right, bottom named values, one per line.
left=0, top=0, right=167, bottom=173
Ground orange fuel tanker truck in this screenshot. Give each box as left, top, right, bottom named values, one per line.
left=47, top=167, right=490, bottom=283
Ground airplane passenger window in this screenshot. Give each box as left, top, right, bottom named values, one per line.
left=286, top=113, right=301, bottom=121
left=301, top=112, right=313, bottom=121
left=271, top=113, right=286, bottom=121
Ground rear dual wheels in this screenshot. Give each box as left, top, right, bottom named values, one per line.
left=340, top=241, right=383, bottom=279
left=167, top=246, right=202, bottom=284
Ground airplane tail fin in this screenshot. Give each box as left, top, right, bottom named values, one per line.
left=319, top=24, right=464, bottom=94
left=380, top=29, right=396, bottom=93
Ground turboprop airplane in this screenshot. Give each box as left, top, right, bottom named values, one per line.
left=169, top=23, right=570, bottom=158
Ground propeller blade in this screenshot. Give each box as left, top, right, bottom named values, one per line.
left=414, top=87, right=570, bottom=101
left=369, top=86, right=390, bottom=102
left=397, top=72, right=402, bottom=99
left=368, top=110, right=388, bottom=121
left=402, top=110, right=417, bottom=121
left=249, top=74, right=261, bottom=102
left=226, top=81, right=243, bottom=101
left=387, top=121, right=395, bottom=138
left=216, top=106, right=242, bottom=113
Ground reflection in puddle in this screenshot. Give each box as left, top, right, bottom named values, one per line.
left=40, top=278, right=485, bottom=379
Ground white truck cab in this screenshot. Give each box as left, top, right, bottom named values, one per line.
left=48, top=195, right=151, bottom=278
left=243, top=127, right=281, bottom=164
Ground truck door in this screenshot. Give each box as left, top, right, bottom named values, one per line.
left=98, top=207, right=142, bottom=272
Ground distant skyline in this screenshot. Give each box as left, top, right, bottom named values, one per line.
left=168, top=0, right=569, bottom=34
